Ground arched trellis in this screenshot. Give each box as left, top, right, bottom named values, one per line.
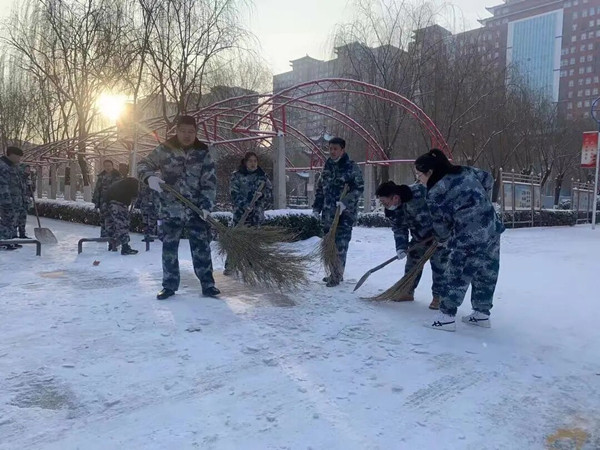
left=24, top=78, right=450, bottom=171
left=233, top=78, right=451, bottom=168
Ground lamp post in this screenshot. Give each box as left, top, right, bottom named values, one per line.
left=590, top=97, right=600, bottom=229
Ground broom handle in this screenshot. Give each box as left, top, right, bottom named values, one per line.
left=237, top=181, right=266, bottom=227
left=29, top=184, right=42, bottom=228
left=161, top=183, right=211, bottom=223
left=331, top=185, right=350, bottom=230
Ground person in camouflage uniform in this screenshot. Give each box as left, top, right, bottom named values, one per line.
left=105, top=177, right=139, bottom=255
left=17, top=164, right=34, bottom=239
left=415, top=148, right=504, bottom=332
left=138, top=115, right=220, bottom=299
left=312, top=137, right=365, bottom=287
left=223, top=151, right=273, bottom=275
left=0, top=147, right=25, bottom=250
left=92, top=160, right=122, bottom=240
left=136, top=183, right=160, bottom=242
left=230, top=152, right=273, bottom=227
left=376, top=181, right=447, bottom=309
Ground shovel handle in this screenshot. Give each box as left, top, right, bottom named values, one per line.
left=237, top=181, right=266, bottom=227
left=29, top=185, right=42, bottom=228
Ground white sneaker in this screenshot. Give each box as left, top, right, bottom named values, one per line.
left=462, top=311, right=491, bottom=328
left=426, top=312, right=456, bottom=332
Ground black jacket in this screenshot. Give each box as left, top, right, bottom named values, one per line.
left=106, top=177, right=140, bottom=206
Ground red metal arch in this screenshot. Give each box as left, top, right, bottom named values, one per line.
left=233, top=78, right=451, bottom=164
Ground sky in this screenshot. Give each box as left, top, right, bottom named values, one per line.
left=0, top=0, right=493, bottom=75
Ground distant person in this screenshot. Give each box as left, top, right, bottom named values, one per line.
left=415, top=149, right=504, bottom=332
left=312, top=137, right=364, bottom=287
left=105, top=177, right=139, bottom=255
left=0, top=147, right=25, bottom=250
left=138, top=115, right=220, bottom=300
left=376, top=181, right=447, bottom=309
left=224, top=152, right=273, bottom=275
left=136, top=183, right=160, bottom=242
left=17, top=164, right=34, bottom=239
left=92, top=159, right=122, bottom=248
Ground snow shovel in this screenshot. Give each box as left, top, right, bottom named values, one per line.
left=30, top=189, right=58, bottom=244
left=237, top=181, right=266, bottom=227
left=353, top=236, right=434, bottom=292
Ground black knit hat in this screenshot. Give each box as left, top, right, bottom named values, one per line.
left=6, top=146, right=23, bottom=156
left=175, top=115, right=197, bottom=128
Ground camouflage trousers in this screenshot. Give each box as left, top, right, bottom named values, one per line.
left=439, top=235, right=501, bottom=316
left=99, top=203, right=110, bottom=238
left=404, top=241, right=448, bottom=297
left=141, top=208, right=159, bottom=237
left=161, top=218, right=215, bottom=291
left=17, top=207, right=28, bottom=237
left=323, top=214, right=354, bottom=280
left=105, top=201, right=131, bottom=246
left=0, top=207, right=17, bottom=239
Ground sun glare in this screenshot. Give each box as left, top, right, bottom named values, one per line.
left=97, top=93, right=128, bottom=122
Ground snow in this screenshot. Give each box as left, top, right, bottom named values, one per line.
left=1, top=218, right=599, bottom=449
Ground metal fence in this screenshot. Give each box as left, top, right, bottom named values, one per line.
left=500, top=170, right=542, bottom=228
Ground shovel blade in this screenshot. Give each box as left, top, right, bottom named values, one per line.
left=353, top=272, right=371, bottom=292
left=35, top=227, right=58, bottom=244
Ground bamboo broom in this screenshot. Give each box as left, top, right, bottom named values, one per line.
left=319, top=185, right=349, bottom=282
left=369, top=241, right=438, bottom=302
left=236, top=181, right=265, bottom=227
left=162, top=183, right=310, bottom=289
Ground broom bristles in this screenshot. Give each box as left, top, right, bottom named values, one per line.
left=218, top=224, right=311, bottom=290
left=319, top=185, right=348, bottom=280
left=370, top=242, right=438, bottom=301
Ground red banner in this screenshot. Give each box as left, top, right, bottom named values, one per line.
left=581, top=131, right=599, bottom=168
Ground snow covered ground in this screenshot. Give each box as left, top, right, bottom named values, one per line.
left=1, top=217, right=599, bottom=450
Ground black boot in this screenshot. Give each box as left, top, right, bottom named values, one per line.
left=323, top=276, right=343, bottom=283
left=0, top=244, right=19, bottom=251
left=157, top=288, right=175, bottom=300
left=121, top=243, right=138, bottom=255
left=202, top=286, right=221, bottom=297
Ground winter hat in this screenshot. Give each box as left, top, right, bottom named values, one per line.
left=175, top=115, right=197, bottom=128
left=6, top=146, right=23, bottom=156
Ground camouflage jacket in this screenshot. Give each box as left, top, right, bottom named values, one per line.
left=230, top=166, right=273, bottom=226
left=92, top=169, right=122, bottom=207
left=385, top=183, right=434, bottom=252
left=426, top=166, right=504, bottom=251
left=0, top=156, right=25, bottom=210
left=313, top=153, right=365, bottom=228
left=19, top=165, right=34, bottom=205
left=137, top=137, right=216, bottom=222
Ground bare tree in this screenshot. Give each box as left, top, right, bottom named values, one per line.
left=140, top=0, right=252, bottom=128
left=5, top=0, right=134, bottom=199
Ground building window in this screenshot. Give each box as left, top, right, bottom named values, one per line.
left=580, top=67, right=586, bottom=74
left=590, top=7, right=595, bottom=15
left=561, top=70, right=567, bottom=77
left=585, top=89, right=591, bottom=95
left=594, top=76, right=599, bottom=82
left=587, top=55, right=594, bottom=62
left=578, top=90, right=584, bottom=97
left=573, top=24, right=578, bottom=31
left=571, top=46, right=576, bottom=53
left=597, top=19, right=600, bottom=26
left=586, top=77, right=592, bottom=84
left=571, top=58, right=576, bottom=64
left=581, top=44, right=586, bottom=51
left=568, top=102, right=573, bottom=109
left=579, top=79, right=585, bottom=85
left=589, top=43, right=594, bottom=50
left=569, top=91, right=574, bottom=98
left=590, top=20, right=596, bottom=27
left=569, top=80, right=575, bottom=87
left=570, top=69, right=575, bottom=76
left=572, top=35, right=577, bottom=42
left=573, top=12, right=579, bottom=19
left=585, top=100, right=591, bottom=107
left=581, top=33, right=587, bottom=40
left=580, top=56, right=586, bottom=63
left=584, top=112, right=590, bottom=118
left=593, top=88, right=599, bottom=95
left=577, top=101, right=583, bottom=108
left=582, top=10, right=588, bottom=18
left=597, top=31, right=600, bottom=37
left=589, top=32, right=595, bottom=38
left=587, top=66, right=593, bottom=73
